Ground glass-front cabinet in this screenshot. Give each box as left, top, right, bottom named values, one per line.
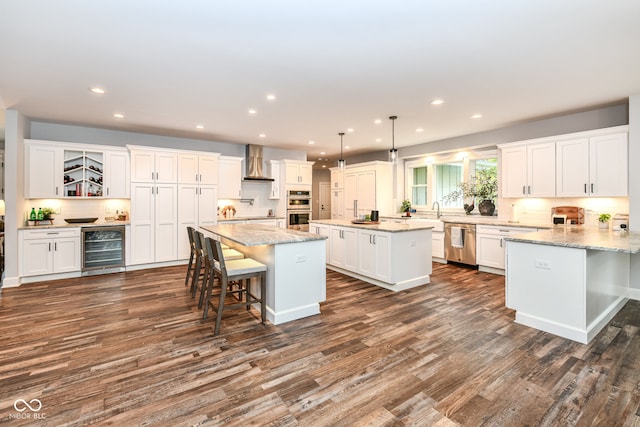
left=63, top=150, right=104, bottom=197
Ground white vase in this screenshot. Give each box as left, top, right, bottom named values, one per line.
left=599, top=221, right=609, bottom=230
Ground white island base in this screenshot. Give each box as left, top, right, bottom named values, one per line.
left=506, top=241, right=629, bottom=344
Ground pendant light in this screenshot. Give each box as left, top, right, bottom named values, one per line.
left=389, top=115, right=398, bottom=163
left=338, top=132, right=346, bottom=169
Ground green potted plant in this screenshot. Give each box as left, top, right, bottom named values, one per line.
left=442, top=168, right=498, bottom=216
left=42, top=207, right=56, bottom=221
left=598, top=213, right=611, bottom=229
left=401, top=199, right=412, bottom=217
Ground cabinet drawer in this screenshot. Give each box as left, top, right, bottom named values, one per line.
left=22, top=228, right=81, bottom=239
left=476, top=225, right=535, bottom=236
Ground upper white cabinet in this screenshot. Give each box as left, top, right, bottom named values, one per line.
left=267, top=160, right=281, bottom=199
left=500, top=142, right=556, bottom=198
left=331, top=189, right=344, bottom=220
left=284, top=160, right=313, bottom=186
left=177, top=152, right=219, bottom=185
left=331, top=168, right=344, bottom=189
left=556, top=133, right=628, bottom=197
left=25, top=140, right=130, bottom=199
left=218, top=156, right=243, bottom=199
left=104, top=150, right=130, bottom=198
left=26, top=142, right=63, bottom=198
left=130, top=148, right=178, bottom=183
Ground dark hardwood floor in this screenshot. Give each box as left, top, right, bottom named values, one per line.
left=1, top=263, right=639, bottom=426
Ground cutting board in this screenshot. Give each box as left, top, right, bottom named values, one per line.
left=551, top=206, right=584, bottom=225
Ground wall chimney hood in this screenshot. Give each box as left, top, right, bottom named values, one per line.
left=243, top=144, right=275, bottom=181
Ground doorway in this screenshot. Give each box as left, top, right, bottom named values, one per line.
left=319, top=182, right=331, bottom=219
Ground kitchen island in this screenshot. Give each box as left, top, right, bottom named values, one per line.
left=505, top=227, right=640, bottom=343
left=309, top=219, right=433, bottom=291
left=201, top=224, right=326, bottom=325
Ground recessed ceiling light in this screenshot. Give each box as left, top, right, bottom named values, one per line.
left=347, top=128, right=354, bottom=133
left=345, top=145, right=350, bottom=150
left=375, top=138, right=382, bottom=142
left=416, top=128, right=424, bottom=133
left=320, top=151, right=326, bottom=155
left=308, top=140, right=315, bottom=145
left=90, top=87, right=105, bottom=94
left=374, top=119, right=382, bottom=124
left=322, top=165, right=326, bottom=168
left=248, top=108, right=257, bottom=115
left=258, top=133, right=266, bottom=138
left=430, top=99, right=444, bottom=105
left=113, top=113, right=124, bottom=119
left=266, top=94, right=276, bottom=101
left=471, top=114, right=483, bottom=119
left=196, top=124, right=204, bottom=129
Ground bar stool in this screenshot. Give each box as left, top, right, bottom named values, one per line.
left=184, top=226, right=197, bottom=287
left=202, top=237, right=267, bottom=335
left=194, top=232, right=244, bottom=308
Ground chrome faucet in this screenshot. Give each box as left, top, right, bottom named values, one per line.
left=432, top=201, right=441, bottom=219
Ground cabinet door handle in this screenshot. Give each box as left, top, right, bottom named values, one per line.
left=54, top=242, right=57, bottom=251
left=500, top=238, right=503, bottom=248
left=591, top=183, right=594, bottom=193
left=196, top=174, right=198, bottom=182
left=56, top=187, right=59, bottom=196
left=373, top=235, right=376, bottom=245
left=528, top=186, right=531, bottom=195
left=584, top=183, right=587, bottom=193
left=522, top=185, right=526, bottom=195
left=48, top=243, right=52, bottom=252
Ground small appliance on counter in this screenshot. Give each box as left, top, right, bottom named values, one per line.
left=612, top=214, right=629, bottom=231
left=551, top=206, right=584, bottom=225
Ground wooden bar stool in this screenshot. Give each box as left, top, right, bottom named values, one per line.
left=202, top=237, right=267, bottom=335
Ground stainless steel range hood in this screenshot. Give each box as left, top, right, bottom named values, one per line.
left=243, top=144, right=275, bottom=181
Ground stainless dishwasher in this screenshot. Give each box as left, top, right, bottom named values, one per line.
left=444, top=222, right=477, bottom=265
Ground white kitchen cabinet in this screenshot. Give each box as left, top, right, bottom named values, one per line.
left=130, top=182, right=178, bottom=264
left=277, top=219, right=286, bottom=229
left=311, top=223, right=331, bottom=261
left=358, top=230, right=391, bottom=282
left=284, top=160, right=313, bottom=186
left=432, top=231, right=445, bottom=260
left=104, top=149, right=130, bottom=198
left=500, top=142, right=555, bottom=198
left=130, top=148, right=178, bottom=183
left=330, top=168, right=344, bottom=189
left=20, top=228, right=81, bottom=277
left=342, top=162, right=393, bottom=219
left=476, top=225, right=537, bottom=273
left=218, top=156, right=243, bottom=199
left=331, top=189, right=344, bottom=220
left=177, top=152, right=219, bottom=185
left=25, top=142, right=63, bottom=198
left=267, top=160, right=281, bottom=199
left=556, top=133, right=627, bottom=197
left=177, top=183, right=218, bottom=259
left=329, top=226, right=358, bottom=271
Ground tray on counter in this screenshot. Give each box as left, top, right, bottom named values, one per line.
left=350, top=219, right=381, bottom=225
left=64, top=218, right=98, bottom=224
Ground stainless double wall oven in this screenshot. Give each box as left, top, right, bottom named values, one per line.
left=287, top=189, right=311, bottom=231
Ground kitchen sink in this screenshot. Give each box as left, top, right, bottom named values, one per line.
left=411, top=218, right=444, bottom=232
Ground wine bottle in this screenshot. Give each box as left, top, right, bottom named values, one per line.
left=30, top=208, right=37, bottom=221
left=37, top=208, right=44, bottom=220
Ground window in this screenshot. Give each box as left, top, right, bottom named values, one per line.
left=411, top=166, right=428, bottom=206
left=434, top=162, right=463, bottom=208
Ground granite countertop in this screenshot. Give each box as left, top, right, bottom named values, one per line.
left=381, top=214, right=549, bottom=229
left=310, top=219, right=434, bottom=232
left=19, top=220, right=130, bottom=230
left=218, top=216, right=285, bottom=222
left=201, top=224, right=326, bottom=246
left=504, top=226, right=640, bottom=254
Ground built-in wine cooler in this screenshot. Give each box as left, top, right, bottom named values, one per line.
left=81, top=226, right=126, bottom=275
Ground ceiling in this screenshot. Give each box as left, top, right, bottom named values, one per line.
left=1, top=1, right=639, bottom=165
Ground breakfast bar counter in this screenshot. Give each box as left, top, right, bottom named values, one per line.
left=505, top=227, right=640, bottom=344
left=201, top=224, right=327, bottom=325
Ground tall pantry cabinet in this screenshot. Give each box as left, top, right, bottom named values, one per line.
left=337, top=161, right=394, bottom=219
left=177, top=152, right=219, bottom=259
left=129, top=147, right=178, bottom=265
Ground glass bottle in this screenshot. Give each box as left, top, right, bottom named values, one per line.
left=37, top=208, right=44, bottom=220
left=30, top=208, right=37, bottom=221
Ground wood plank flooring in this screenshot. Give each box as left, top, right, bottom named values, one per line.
left=1, top=263, right=639, bottom=426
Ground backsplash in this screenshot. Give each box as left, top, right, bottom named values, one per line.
left=498, top=197, right=628, bottom=225
left=24, top=199, right=130, bottom=224
left=217, top=182, right=282, bottom=218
